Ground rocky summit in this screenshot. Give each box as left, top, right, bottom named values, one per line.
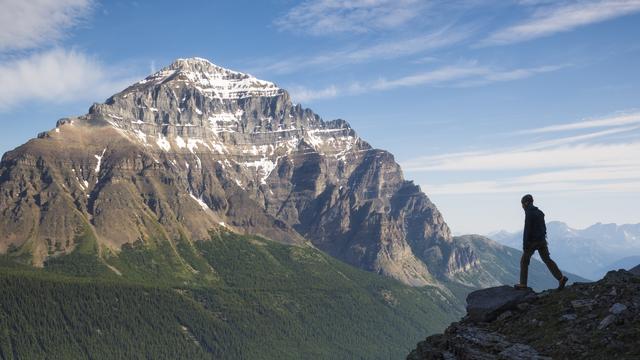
left=0, top=57, right=462, bottom=286
left=408, top=269, right=640, bottom=359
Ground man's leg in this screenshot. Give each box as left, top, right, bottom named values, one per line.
left=520, top=247, right=535, bottom=286
left=538, top=244, right=563, bottom=281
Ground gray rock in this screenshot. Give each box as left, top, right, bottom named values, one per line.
left=609, top=303, right=627, bottom=314
left=630, top=264, right=640, bottom=276
left=571, top=299, right=596, bottom=309
left=498, top=343, right=551, bottom=360
left=597, top=314, right=616, bottom=330
left=497, top=310, right=513, bottom=321
left=408, top=325, right=550, bottom=360
left=466, top=285, right=536, bottom=322
left=516, top=302, right=531, bottom=311
left=560, top=313, right=577, bottom=321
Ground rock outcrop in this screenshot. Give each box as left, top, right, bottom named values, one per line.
left=0, top=57, right=464, bottom=285
left=466, top=285, right=536, bottom=323
left=408, top=270, right=640, bottom=359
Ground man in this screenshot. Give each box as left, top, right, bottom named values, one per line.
left=515, top=194, right=568, bottom=290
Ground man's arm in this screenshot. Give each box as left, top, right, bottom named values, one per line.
left=522, top=210, right=532, bottom=246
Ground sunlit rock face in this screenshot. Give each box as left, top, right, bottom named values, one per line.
left=0, top=57, right=465, bottom=286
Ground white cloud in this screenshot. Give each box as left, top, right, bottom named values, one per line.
left=0, top=0, right=92, bottom=51
left=421, top=163, right=640, bottom=194
left=481, top=0, right=640, bottom=46
left=403, top=142, right=640, bottom=172
left=403, top=112, right=640, bottom=195
left=521, top=125, right=640, bottom=150
left=518, top=111, right=640, bottom=134
left=289, top=62, right=564, bottom=102
left=423, top=178, right=640, bottom=195
left=368, top=64, right=488, bottom=90
left=0, top=49, right=139, bottom=111
left=274, top=0, right=427, bottom=35
left=288, top=84, right=339, bottom=102
left=0, top=1, right=141, bottom=111
left=518, top=166, right=640, bottom=183
left=257, top=27, right=470, bottom=74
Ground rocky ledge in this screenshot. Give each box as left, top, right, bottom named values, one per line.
left=408, top=269, right=640, bottom=359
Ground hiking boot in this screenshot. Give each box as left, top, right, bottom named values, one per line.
left=558, top=276, right=568, bottom=290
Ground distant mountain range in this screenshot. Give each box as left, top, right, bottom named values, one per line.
left=489, top=222, right=640, bottom=280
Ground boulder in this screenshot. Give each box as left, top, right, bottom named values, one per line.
left=609, top=303, right=627, bottom=315
left=466, top=285, right=536, bottom=322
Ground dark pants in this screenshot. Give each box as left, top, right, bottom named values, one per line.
left=520, top=242, right=563, bottom=286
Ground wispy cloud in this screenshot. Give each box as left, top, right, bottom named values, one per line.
left=256, top=27, right=470, bottom=75
left=288, top=85, right=340, bottom=103
left=404, top=141, right=640, bottom=172
left=481, top=0, right=640, bottom=46
left=412, top=141, right=640, bottom=194
left=517, top=111, right=640, bottom=134
left=0, top=49, right=139, bottom=111
left=403, top=111, right=640, bottom=195
left=423, top=178, right=640, bottom=195
left=289, top=62, right=565, bottom=102
left=0, top=0, right=142, bottom=112
left=274, top=0, right=427, bottom=36
left=521, top=124, right=640, bottom=150
left=0, top=0, right=93, bottom=51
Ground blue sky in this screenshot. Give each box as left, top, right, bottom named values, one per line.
left=1, top=0, right=639, bottom=234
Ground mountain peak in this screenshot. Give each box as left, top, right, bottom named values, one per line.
left=135, top=56, right=281, bottom=100
left=167, top=57, right=243, bottom=77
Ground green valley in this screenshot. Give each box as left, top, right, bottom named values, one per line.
left=0, top=229, right=463, bottom=359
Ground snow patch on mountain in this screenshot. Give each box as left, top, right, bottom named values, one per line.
left=137, top=57, right=281, bottom=100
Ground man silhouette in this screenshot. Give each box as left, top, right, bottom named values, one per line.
left=515, top=194, right=568, bottom=290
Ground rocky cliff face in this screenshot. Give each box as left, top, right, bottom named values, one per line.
left=0, top=57, right=463, bottom=285
left=408, top=270, right=640, bottom=359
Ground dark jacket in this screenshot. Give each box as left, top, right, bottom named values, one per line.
left=523, top=204, right=547, bottom=247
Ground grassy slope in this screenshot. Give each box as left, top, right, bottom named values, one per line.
left=0, top=230, right=463, bottom=360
